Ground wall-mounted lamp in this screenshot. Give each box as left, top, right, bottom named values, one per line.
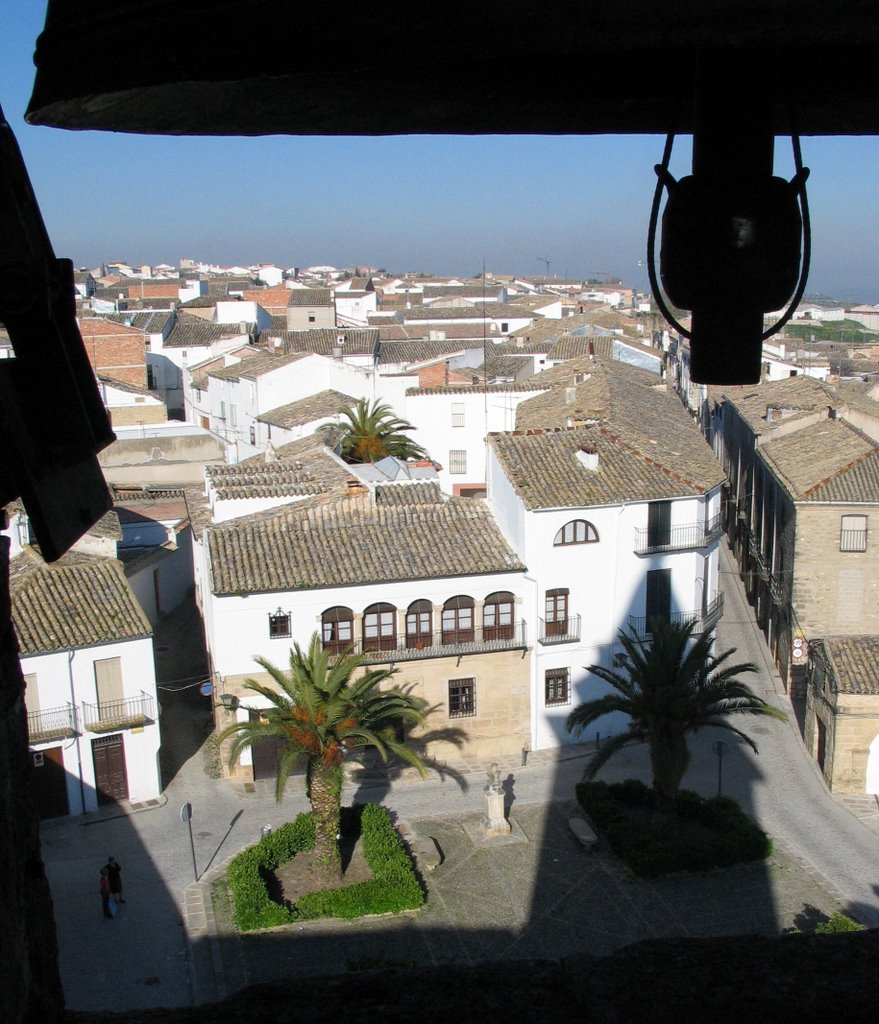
left=219, top=693, right=239, bottom=712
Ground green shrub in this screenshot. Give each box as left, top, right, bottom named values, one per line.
left=575, top=780, right=771, bottom=878
left=226, top=804, right=423, bottom=931
left=814, top=912, right=864, bottom=934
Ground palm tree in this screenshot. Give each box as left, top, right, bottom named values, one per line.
left=329, top=397, right=427, bottom=463
left=567, top=617, right=787, bottom=822
left=219, top=634, right=434, bottom=880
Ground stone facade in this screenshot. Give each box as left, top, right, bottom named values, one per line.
left=793, top=506, right=879, bottom=635
left=217, top=647, right=531, bottom=781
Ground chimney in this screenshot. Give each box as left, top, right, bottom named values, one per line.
left=346, top=476, right=369, bottom=496
left=576, top=447, right=599, bottom=472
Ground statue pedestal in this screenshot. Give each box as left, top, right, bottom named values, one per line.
left=483, top=789, right=511, bottom=836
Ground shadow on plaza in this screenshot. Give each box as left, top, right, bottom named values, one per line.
left=197, top=559, right=861, bottom=1001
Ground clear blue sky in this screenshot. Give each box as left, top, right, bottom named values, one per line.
left=4, top=6, right=879, bottom=301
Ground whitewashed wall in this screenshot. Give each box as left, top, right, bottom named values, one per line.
left=22, top=637, right=161, bottom=815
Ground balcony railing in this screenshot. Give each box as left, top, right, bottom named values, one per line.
left=328, top=621, right=528, bottom=664
left=634, top=512, right=723, bottom=555
left=27, top=704, right=77, bottom=744
left=627, top=593, right=725, bottom=641
left=82, top=692, right=155, bottom=732
left=538, top=614, right=582, bottom=645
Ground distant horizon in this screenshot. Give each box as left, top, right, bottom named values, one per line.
left=4, top=8, right=879, bottom=307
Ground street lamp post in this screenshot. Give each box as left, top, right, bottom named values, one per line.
left=712, top=740, right=728, bottom=797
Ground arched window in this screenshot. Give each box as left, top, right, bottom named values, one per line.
left=553, top=519, right=599, bottom=546
left=483, top=591, right=515, bottom=640
left=442, top=595, right=475, bottom=645
left=363, top=602, right=397, bottom=652
left=406, top=600, right=433, bottom=649
left=321, top=606, right=353, bottom=654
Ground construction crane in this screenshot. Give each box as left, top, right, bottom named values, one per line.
left=536, top=256, right=552, bottom=274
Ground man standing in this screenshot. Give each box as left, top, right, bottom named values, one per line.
left=104, top=857, right=124, bottom=904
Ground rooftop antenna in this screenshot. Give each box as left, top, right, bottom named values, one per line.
left=537, top=256, right=552, bottom=275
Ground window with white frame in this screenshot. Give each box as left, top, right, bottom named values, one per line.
left=449, top=450, right=467, bottom=474
left=229, top=404, right=237, bottom=427
left=545, top=667, right=571, bottom=707
left=448, top=677, right=476, bottom=718
left=451, top=402, right=465, bottom=427
left=840, top=514, right=868, bottom=552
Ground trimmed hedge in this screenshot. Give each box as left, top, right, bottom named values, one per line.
left=575, top=779, right=771, bottom=878
left=226, top=803, right=423, bottom=931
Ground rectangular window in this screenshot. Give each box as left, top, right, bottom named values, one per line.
left=647, top=500, right=672, bottom=548
left=449, top=450, right=467, bottom=474
left=840, top=514, right=868, bottom=552
left=646, top=568, right=672, bottom=624
left=451, top=402, right=465, bottom=428
left=249, top=425, right=256, bottom=446
left=448, top=678, right=476, bottom=718
left=308, top=312, right=316, bottom=323
left=545, top=668, right=571, bottom=707
left=23, top=673, right=39, bottom=715
left=219, top=400, right=226, bottom=421
left=269, top=611, right=291, bottom=638
left=229, top=404, right=237, bottom=427
left=94, top=658, right=123, bottom=722
left=545, top=588, right=569, bottom=635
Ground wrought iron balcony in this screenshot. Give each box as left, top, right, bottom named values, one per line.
left=634, top=512, right=723, bottom=555
left=538, top=614, right=582, bottom=645
left=747, top=533, right=772, bottom=582
left=27, top=703, right=77, bottom=744
left=327, top=620, right=528, bottom=664
left=626, top=593, right=725, bottom=641
left=82, top=692, right=155, bottom=732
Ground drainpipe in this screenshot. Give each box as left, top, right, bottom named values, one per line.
left=68, top=650, right=86, bottom=814
left=523, top=572, right=540, bottom=755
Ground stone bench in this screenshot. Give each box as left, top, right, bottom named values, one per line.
left=568, top=816, right=598, bottom=851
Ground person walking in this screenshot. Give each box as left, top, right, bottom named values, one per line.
left=99, top=868, right=113, bottom=918
left=104, top=856, right=124, bottom=904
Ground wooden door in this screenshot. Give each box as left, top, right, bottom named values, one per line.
left=31, top=746, right=69, bottom=819
left=92, top=734, right=129, bottom=804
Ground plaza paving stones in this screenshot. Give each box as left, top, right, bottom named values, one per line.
left=209, top=801, right=846, bottom=994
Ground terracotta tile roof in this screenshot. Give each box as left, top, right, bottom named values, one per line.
left=405, top=382, right=547, bottom=396
left=545, top=334, right=615, bottom=361
left=514, top=357, right=682, bottom=459
left=101, top=311, right=174, bottom=334
left=257, top=389, right=356, bottom=429
left=164, top=312, right=253, bottom=349
left=286, top=288, right=333, bottom=306
left=758, top=419, right=879, bottom=502
left=98, top=374, right=159, bottom=398
left=816, top=636, right=879, bottom=695
left=400, top=303, right=538, bottom=322
left=490, top=423, right=722, bottom=511
left=374, top=481, right=444, bottom=506
left=206, top=491, right=525, bottom=594
left=10, top=549, right=152, bottom=654
left=206, top=349, right=308, bottom=381
left=377, top=340, right=467, bottom=365
left=258, top=328, right=378, bottom=357
left=205, top=446, right=348, bottom=502
left=370, top=321, right=491, bottom=342
left=484, top=354, right=533, bottom=379
left=719, top=375, right=839, bottom=433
